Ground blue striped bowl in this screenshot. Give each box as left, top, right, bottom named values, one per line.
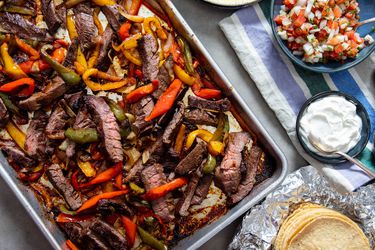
left=271, top=0, right=375, bottom=73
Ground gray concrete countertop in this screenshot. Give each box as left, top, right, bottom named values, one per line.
left=0, top=1, right=306, bottom=249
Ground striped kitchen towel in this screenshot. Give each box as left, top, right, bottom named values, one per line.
left=219, top=0, right=375, bottom=191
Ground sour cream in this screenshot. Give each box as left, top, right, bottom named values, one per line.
left=299, top=95, right=362, bottom=154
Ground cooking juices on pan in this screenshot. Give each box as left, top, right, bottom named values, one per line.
left=0, top=1, right=274, bottom=249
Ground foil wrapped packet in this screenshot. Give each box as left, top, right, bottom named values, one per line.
left=229, top=166, right=375, bottom=249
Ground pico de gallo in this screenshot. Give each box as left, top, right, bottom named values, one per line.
left=274, top=0, right=374, bottom=63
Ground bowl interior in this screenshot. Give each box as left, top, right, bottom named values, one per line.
left=271, top=0, right=375, bottom=73
left=296, top=91, right=370, bottom=164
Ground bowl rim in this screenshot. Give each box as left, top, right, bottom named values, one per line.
left=200, top=0, right=258, bottom=9
left=270, top=0, right=375, bottom=73
left=295, top=91, right=371, bottom=164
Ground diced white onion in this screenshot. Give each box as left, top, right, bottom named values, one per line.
left=319, top=19, right=327, bottom=29
left=303, top=42, right=314, bottom=55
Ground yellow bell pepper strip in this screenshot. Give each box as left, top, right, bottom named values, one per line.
left=74, top=62, right=86, bottom=75
left=145, top=79, right=182, bottom=121
left=87, top=43, right=101, bottom=69
left=126, top=80, right=159, bottom=103
left=79, top=162, right=122, bottom=188
left=208, top=141, right=224, bottom=156
left=41, top=45, right=81, bottom=85
left=176, top=37, right=194, bottom=74
left=66, top=14, right=87, bottom=69
left=77, top=160, right=96, bottom=178
left=128, top=0, right=143, bottom=15
left=5, top=121, right=26, bottom=150
left=65, top=0, right=86, bottom=8
left=143, top=17, right=168, bottom=40
left=174, top=124, right=186, bottom=154
left=0, top=43, right=28, bottom=80
left=0, top=78, right=35, bottom=97
left=76, top=190, right=129, bottom=213
left=112, top=34, right=141, bottom=52
left=173, top=64, right=196, bottom=85
left=93, top=8, right=104, bottom=35
left=83, top=68, right=128, bottom=92
left=91, top=0, right=116, bottom=6
left=185, top=129, right=213, bottom=150
left=123, top=49, right=142, bottom=66
left=15, top=37, right=39, bottom=60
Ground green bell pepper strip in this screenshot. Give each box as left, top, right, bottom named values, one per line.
left=137, top=226, right=167, bottom=250
left=0, top=93, right=21, bottom=115
left=40, top=45, right=81, bottom=86
left=202, top=154, right=217, bottom=174
left=176, top=37, right=194, bottom=74
left=210, top=113, right=229, bottom=142
left=65, top=128, right=99, bottom=144
left=105, top=98, right=126, bottom=122
left=1, top=6, right=35, bottom=16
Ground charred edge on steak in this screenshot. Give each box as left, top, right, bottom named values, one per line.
left=162, top=102, right=185, bottom=145
left=176, top=169, right=202, bottom=216
left=41, top=0, right=62, bottom=34
left=73, top=3, right=97, bottom=52
left=130, top=96, right=154, bottom=135
left=63, top=38, right=79, bottom=67
left=89, top=219, right=128, bottom=250
left=0, top=98, right=9, bottom=128
left=0, top=139, right=36, bottom=168
left=46, top=102, right=70, bottom=140
left=175, top=141, right=207, bottom=175
left=97, top=199, right=134, bottom=217
left=138, top=34, right=160, bottom=81
left=184, top=109, right=218, bottom=127
left=188, top=95, right=231, bottom=112
left=95, top=26, right=114, bottom=71
left=191, top=175, right=213, bottom=206
left=46, top=164, right=82, bottom=210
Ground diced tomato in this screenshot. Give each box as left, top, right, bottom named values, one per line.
left=322, top=6, right=333, bottom=18
left=348, top=3, right=358, bottom=11
left=328, top=0, right=335, bottom=7
left=274, top=15, right=284, bottom=25
left=295, top=27, right=308, bottom=36
left=345, top=12, right=354, bottom=19
left=346, top=30, right=356, bottom=40
left=327, top=20, right=339, bottom=30
left=327, top=36, right=340, bottom=46
left=334, top=44, right=345, bottom=53
left=333, top=6, right=342, bottom=18
left=336, top=0, right=345, bottom=3
left=288, top=42, right=301, bottom=50
left=284, top=0, right=295, bottom=9
left=317, top=30, right=328, bottom=42
left=293, top=11, right=306, bottom=28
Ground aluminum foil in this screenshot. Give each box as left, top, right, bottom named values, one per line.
left=229, top=166, right=375, bottom=249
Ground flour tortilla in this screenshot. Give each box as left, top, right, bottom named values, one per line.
left=274, top=203, right=370, bottom=250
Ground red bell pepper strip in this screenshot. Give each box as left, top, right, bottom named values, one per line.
left=114, top=173, right=123, bottom=190
left=145, top=79, right=182, bottom=121
left=118, top=22, right=132, bottom=41
left=15, top=37, right=40, bottom=60
left=0, top=78, right=35, bottom=97
left=135, top=69, right=143, bottom=80
left=79, top=162, right=122, bottom=188
left=77, top=190, right=129, bottom=213
left=142, top=177, right=187, bottom=201
left=56, top=213, right=93, bottom=223
left=126, top=80, right=159, bottom=103
left=192, top=81, right=221, bottom=100
left=19, top=47, right=66, bottom=74
left=121, top=216, right=137, bottom=247
left=65, top=240, right=80, bottom=250
left=71, top=170, right=80, bottom=191
left=18, top=171, right=42, bottom=182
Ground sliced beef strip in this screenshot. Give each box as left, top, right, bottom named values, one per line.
left=188, top=95, right=231, bottom=112
left=63, top=38, right=79, bottom=67
left=162, top=102, right=185, bottom=145
left=176, top=169, right=202, bottom=216
left=73, top=3, right=97, bottom=51
left=97, top=199, right=134, bottom=217
left=64, top=91, right=84, bottom=111
left=130, top=96, right=154, bottom=134
left=0, top=98, right=9, bottom=128
left=46, top=164, right=82, bottom=210
left=184, top=109, right=218, bottom=127
left=215, top=132, right=251, bottom=195
left=89, top=219, right=128, bottom=250
left=55, top=4, right=67, bottom=27
left=85, top=96, right=123, bottom=163
left=41, top=0, right=62, bottom=33
left=191, top=175, right=213, bottom=206
left=0, top=139, right=35, bottom=168
left=101, top=5, right=122, bottom=32
left=152, top=65, right=170, bottom=99
left=19, top=76, right=67, bottom=111
left=0, top=13, right=51, bottom=41
left=95, top=26, right=114, bottom=71
left=229, top=146, right=262, bottom=205
left=141, top=164, right=175, bottom=222
left=138, top=34, right=159, bottom=81
left=25, top=110, right=50, bottom=160
left=46, top=102, right=69, bottom=140
left=175, top=141, right=207, bottom=175
left=66, top=107, right=95, bottom=158
left=124, top=137, right=165, bottom=183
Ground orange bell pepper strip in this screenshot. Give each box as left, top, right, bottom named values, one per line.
left=56, top=213, right=94, bottom=223
left=142, top=177, right=188, bottom=201
left=145, top=79, right=182, bottom=121
left=118, top=22, right=132, bottom=41
left=83, top=68, right=128, bottom=91
left=126, top=80, right=159, bottom=103
left=128, top=0, right=143, bottom=15
left=174, top=124, right=186, bottom=154
left=0, top=78, right=35, bottom=97
left=192, top=81, right=221, bottom=100
left=79, top=162, right=122, bottom=188
left=0, top=43, right=28, bottom=80
left=65, top=240, right=80, bottom=250
left=15, top=37, right=39, bottom=60
left=77, top=190, right=129, bottom=213
left=19, top=47, right=66, bottom=74
left=121, top=216, right=137, bottom=247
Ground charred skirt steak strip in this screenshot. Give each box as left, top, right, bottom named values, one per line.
left=191, top=175, right=213, bottom=206
left=46, top=164, right=82, bottom=210
left=138, top=34, right=159, bottom=81
left=89, top=219, right=128, bottom=250
left=175, top=141, right=207, bottom=175
left=188, top=95, right=231, bottom=112
left=162, top=102, right=185, bottom=145
left=102, top=5, right=122, bottom=32
left=141, top=164, right=175, bottom=222
left=176, top=169, right=201, bottom=216
left=46, top=103, right=69, bottom=140
left=63, top=38, right=79, bottom=67
left=130, top=96, right=154, bottom=134
left=85, top=96, right=123, bottom=163
left=95, top=26, right=114, bottom=71
left=73, top=3, right=97, bottom=51
left=229, top=146, right=262, bottom=204
left=41, top=0, right=62, bottom=33
left=0, top=98, right=9, bottom=128
left=25, top=110, right=50, bottom=160
left=184, top=109, right=218, bottom=127
left=215, top=132, right=251, bottom=195
left=0, top=139, right=35, bottom=168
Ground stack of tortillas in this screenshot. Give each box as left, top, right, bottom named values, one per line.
left=274, top=203, right=370, bottom=250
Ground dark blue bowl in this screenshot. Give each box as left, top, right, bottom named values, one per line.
left=296, top=91, right=370, bottom=164
left=271, top=0, right=375, bottom=73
